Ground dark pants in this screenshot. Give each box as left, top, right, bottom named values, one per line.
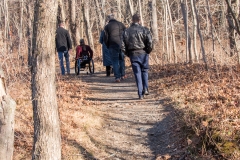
left=106, top=66, right=111, bottom=76
left=130, top=53, right=149, bottom=97
left=109, top=47, right=125, bottom=80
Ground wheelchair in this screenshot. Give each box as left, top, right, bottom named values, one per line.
left=75, top=56, right=94, bottom=75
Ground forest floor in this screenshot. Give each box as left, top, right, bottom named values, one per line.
left=12, top=60, right=240, bottom=160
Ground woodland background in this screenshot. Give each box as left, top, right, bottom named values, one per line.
left=1, top=0, right=240, bottom=159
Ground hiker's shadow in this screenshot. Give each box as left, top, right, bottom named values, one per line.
left=147, top=98, right=187, bottom=159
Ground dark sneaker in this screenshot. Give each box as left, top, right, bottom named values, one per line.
left=121, top=75, right=127, bottom=80
left=115, top=79, right=121, bottom=83
left=139, top=95, right=143, bottom=100
left=143, top=90, right=149, bottom=95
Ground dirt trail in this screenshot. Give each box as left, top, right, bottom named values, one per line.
left=78, top=65, right=186, bottom=160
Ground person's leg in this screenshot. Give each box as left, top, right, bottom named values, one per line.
left=141, top=54, right=149, bottom=95
left=58, top=51, right=65, bottom=75
left=130, top=55, right=143, bottom=98
left=64, top=51, right=70, bottom=74
left=109, top=48, right=121, bottom=80
left=106, top=66, right=111, bottom=76
left=119, top=51, right=126, bottom=79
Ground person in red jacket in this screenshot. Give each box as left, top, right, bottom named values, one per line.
left=75, top=39, right=93, bottom=67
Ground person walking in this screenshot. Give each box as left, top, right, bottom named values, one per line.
left=122, top=14, right=153, bottom=100
left=55, top=21, right=72, bottom=75
left=99, top=29, right=112, bottom=76
left=104, top=13, right=126, bottom=82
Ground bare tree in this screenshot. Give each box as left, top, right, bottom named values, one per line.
left=181, top=0, right=192, bottom=63
left=0, top=67, right=16, bottom=160
left=151, top=0, right=159, bottom=46
left=31, top=0, right=61, bottom=159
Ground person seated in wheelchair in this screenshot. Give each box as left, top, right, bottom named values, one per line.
left=75, top=39, right=93, bottom=68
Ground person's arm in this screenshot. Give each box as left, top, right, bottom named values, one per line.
left=144, top=28, right=153, bottom=54
left=121, top=30, right=129, bottom=57
left=75, top=46, right=82, bottom=59
left=66, top=30, right=72, bottom=51
left=87, top=46, right=93, bottom=59
left=99, top=31, right=104, bottom=44
left=103, top=26, right=109, bottom=48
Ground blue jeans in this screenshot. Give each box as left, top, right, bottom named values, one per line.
left=109, top=47, right=125, bottom=79
left=58, top=51, right=70, bottom=75
left=130, top=53, right=149, bottom=96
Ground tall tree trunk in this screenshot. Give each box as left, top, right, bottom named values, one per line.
left=0, top=67, right=16, bottom=160
left=82, top=1, right=94, bottom=51
left=151, top=0, right=159, bottom=46
left=31, top=0, right=61, bottom=159
left=166, top=0, right=177, bottom=63
left=190, top=0, right=198, bottom=62
left=70, top=0, right=77, bottom=46
left=27, top=0, right=33, bottom=67
left=58, top=0, right=66, bottom=22
left=193, top=0, right=208, bottom=70
left=128, top=0, right=134, bottom=16
left=138, top=0, right=144, bottom=26
left=181, top=0, right=192, bottom=63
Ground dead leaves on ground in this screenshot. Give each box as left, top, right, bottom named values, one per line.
left=149, top=63, right=240, bottom=159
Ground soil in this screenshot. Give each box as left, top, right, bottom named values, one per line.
left=76, top=64, right=188, bottom=160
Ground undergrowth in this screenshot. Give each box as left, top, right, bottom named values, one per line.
left=149, top=63, right=240, bottom=159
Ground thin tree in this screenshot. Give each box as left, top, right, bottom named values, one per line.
left=192, top=0, right=208, bottom=70
left=0, top=67, right=16, bottom=160
left=31, top=0, right=61, bottom=159
left=151, top=0, right=159, bottom=46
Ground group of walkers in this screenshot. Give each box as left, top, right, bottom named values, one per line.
left=55, top=13, right=153, bottom=100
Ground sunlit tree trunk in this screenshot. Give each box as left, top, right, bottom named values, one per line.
left=181, top=0, right=192, bottom=63
left=166, top=0, right=176, bottom=63
left=190, top=0, right=198, bottom=62
left=70, top=0, right=77, bottom=46
left=31, top=0, right=61, bottom=159
left=193, top=0, right=208, bottom=70
left=128, top=0, right=134, bottom=16
left=151, top=0, right=159, bottom=47
left=0, top=67, right=16, bottom=160
left=82, top=1, right=94, bottom=51
left=27, top=0, right=33, bottom=67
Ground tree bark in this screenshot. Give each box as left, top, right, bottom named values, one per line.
left=0, top=67, right=16, bottom=160
left=151, top=0, right=159, bottom=45
left=193, top=0, right=208, bottom=70
left=190, top=0, right=198, bottom=62
left=31, top=0, right=61, bottom=159
left=181, top=0, right=192, bottom=63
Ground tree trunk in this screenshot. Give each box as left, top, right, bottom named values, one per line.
left=0, top=67, right=16, bottom=160
left=31, top=0, right=61, bottom=159
left=128, top=0, right=134, bottom=16
left=190, top=0, right=198, bottom=62
left=27, top=0, right=33, bottom=67
left=166, top=0, right=177, bottom=63
left=82, top=1, right=94, bottom=51
left=138, top=0, right=144, bottom=26
left=70, top=0, right=77, bottom=46
left=193, top=0, right=208, bottom=70
left=151, top=0, right=159, bottom=46
left=181, top=0, right=192, bottom=63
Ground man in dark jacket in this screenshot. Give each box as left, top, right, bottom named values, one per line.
left=56, top=21, right=72, bottom=75
left=104, top=14, right=126, bottom=82
left=122, top=14, right=153, bottom=99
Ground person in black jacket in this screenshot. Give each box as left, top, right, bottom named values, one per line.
left=104, top=14, right=126, bottom=82
left=55, top=21, right=72, bottom=75
left=122, top=14, right=153, bottom=99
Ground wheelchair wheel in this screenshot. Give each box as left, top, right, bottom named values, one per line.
left=75, top=60, right=80, bottom=75
left=89, top=59, right=94, bottom=74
